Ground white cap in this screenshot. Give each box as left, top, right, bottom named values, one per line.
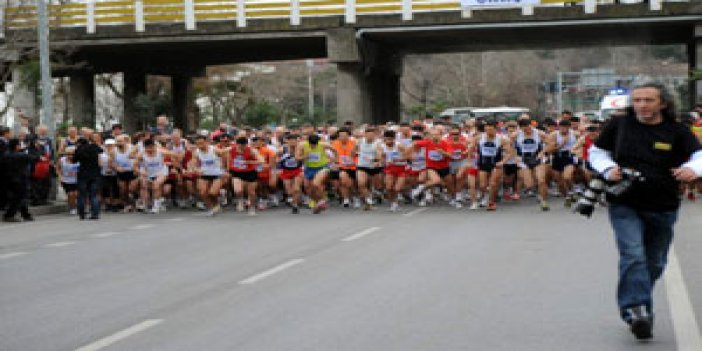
left=105, top=139, right=116, bottom=145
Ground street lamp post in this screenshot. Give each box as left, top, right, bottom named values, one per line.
left=36, top=0, right=54, bottom=139
left=306, top=59, right=314, bottom=125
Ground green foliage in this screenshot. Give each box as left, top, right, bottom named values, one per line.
left=244, top=100, right=280, bottom=127
left=691, top=69, right=702, bottom=81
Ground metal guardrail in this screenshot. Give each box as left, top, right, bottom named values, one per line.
left=0, top=0, right=672, bottom=35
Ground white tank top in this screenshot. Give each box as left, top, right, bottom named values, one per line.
left=556, top=130, right=576, bottom=152
left=197, top=146, right=223, bottom=177
left=517, top=129, right=541, bottom=154
left=100, top=153, right=114, bottom=176
left=382, top=144, right=406, bottom=166
left=411, top=148, right=426, bottom=171
left=142, top=152, right=168, bottom=178
left=357, top=139, right=379, bottom=168
left=114, top=145, right=133, bottom=171
left=60, top=156, right=79, bottom=184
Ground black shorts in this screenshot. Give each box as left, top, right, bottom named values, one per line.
left=101, top=175, right=119, bottom=198
left=230, top=170, right=258, bottom=182
left=357, top=167, right=383, bottom=176
left=200, top=175, right=221, bottom=182
left=504, top=164, right=519, bottom=176
left=478, top=162, right=497, bottom=173
left=329, top=170, right=340, bottom=181
left=339, top=169, right=357, bottom=180
left=428, top=167, right=450, bottom=178
left=523, top=158, right=542, bottom=170
left=61, top=182, right=78, bottom=193
left=552, top=153, right=575, bottom=172
left=165, top=178, right=177, bottom=187
left=117, top=171, right=137, bottom=182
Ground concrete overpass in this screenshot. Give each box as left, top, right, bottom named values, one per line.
left=1, top=0, right=701, bottom=131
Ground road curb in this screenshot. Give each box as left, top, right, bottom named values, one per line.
left=28, top=202, right=69, bottom=216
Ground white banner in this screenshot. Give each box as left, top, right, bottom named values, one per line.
left=460, top=0, right=539, bottom=7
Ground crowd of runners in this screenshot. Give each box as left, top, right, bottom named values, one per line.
left=52, top=111, right=702, bottom=218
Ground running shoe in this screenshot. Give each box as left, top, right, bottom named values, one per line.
left=390, top=202, right=399, bottom=212
left=343, top=198, right=350, bottom=208
left=291, top=206, right=299, bottom=214
left=469, top=202, right=479, bottom=210
left=69, top=209, right=77, bottom=215
left=540, top=200, right=550, bottom=212
left=487, top=203, right=497, bottom=211
left=510, top=193, right=521, bottom=201
left=236, top=199, right=245, bottom=212
left=248, top=208, right=257, bottom=216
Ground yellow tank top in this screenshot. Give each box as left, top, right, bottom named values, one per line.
left=303, top=142, right=329, bottom=168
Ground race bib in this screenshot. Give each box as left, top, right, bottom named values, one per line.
left=284, top=158, right=298, bottom=168
left=308, top=152, right=321, bottom=163
left=341, top=155, right=353, bottom=165
left=428, top=150, right=443, bottom=161
left=203, top=160, right=215, bottom=167
left=233, top=156, right=245, bottom=169
left=452, top=150, right=463, bottom=160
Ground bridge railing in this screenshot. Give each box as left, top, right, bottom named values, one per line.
left=0, top=0, right=677, bottom=35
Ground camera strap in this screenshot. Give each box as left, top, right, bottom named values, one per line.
left=613, top=116, right=626, bottom=163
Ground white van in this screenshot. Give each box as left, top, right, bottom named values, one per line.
left=471, top=107, right=530, bottom=121
left=439, top=107, right=478, bottom=123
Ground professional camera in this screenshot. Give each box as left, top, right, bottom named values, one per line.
left=574, top=168, right=645, bottom=218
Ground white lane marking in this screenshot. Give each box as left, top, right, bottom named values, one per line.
left=44, top=241, right=77, bottom=248
left=664, top=245, right=702, bottom=351
left=92, top=232, right=120, bottom=239
left=0, top=252, right=29, bottom=260
left=75, top=319, right=164, bottom=351
left=342, top=227, right=381, bottom=242
left=131, top=224, right=155, bottom=230
left=239, top=259, right=305, bottom=285
left=164, top=218, right=184, bottom=222
left=403, top=208, right=428, bottom=217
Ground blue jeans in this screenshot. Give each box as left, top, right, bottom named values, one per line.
left=77, top=177, right=101, bottom=218
left=608, top=204, right=677, bottom=322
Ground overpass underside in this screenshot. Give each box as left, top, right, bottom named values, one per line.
left=4, top=2, right=702, bottom=131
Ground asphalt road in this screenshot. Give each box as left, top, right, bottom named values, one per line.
left=1, top=200, right=700, bottom=351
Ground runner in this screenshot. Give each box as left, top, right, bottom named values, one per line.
left=406, top=134, right=429, bottom=206
left=277, top=134, right=304, bottom=214
left=253, top=137, right=277, bottom=210
left=512, top=118, right=550, bottom=211
left=445, top=125, right=470, bottom=209
left=100, top=139, right=120, bottom=212
left=355, top=128, right=383, bottom=210
left=135, top=139, right=176, bottom=214
left=112, top=135, right=139, bottom=212
left=474, top=119, right=514, bottom=211
left=191, top=135, right=227, bottom=216
left=331, top=128, right=357, bottom=208
left=296, top=134, right=336, bottom=214
left=411, top=128, right=452, bottom=205
left=546, top=119, right=580, bottom=207
left=228, top=136, right=264, bottom=216
left=57, top=146, right=79, bottom=215
left=380, top=130, right=410, bottom=212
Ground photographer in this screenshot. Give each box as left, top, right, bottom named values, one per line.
left=589, top=82, right=702, bottom=340
left=2, top=138, right=40, bottom=222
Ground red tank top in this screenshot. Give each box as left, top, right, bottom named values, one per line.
left=229, top=146, right=257, bottom=172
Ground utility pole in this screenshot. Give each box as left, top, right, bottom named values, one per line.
left=37, top=0, right=54, bottom=139
left=306, top=59, right=314, bottom=125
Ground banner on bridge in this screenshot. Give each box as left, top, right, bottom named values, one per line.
left=459, top=0, right=540, bottom=6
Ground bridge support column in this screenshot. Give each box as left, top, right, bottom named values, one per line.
left=69, top=73, right=95, bottom=128
left=367, top=69, right=401, bottom=124
left=336, top=63, right=371, bottom=125
left=11, top=67, right=37, bottom=131
left=123, top=71, right=147, bottom=133
left=690, top=25, right=701, bottom=108
left=171, top=75, right=195, bottom=133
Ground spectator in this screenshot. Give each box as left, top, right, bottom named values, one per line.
left=151, top=115, right=173, bottom=136
left=0, top=126, right=11, bottom=211
left=111, top=123, right=124, bottom=138
left=30, top=124, right=55, bottom=206
left=73, top=133, right=104, bottom=220
left=2, top=138, right=39, bottom=222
